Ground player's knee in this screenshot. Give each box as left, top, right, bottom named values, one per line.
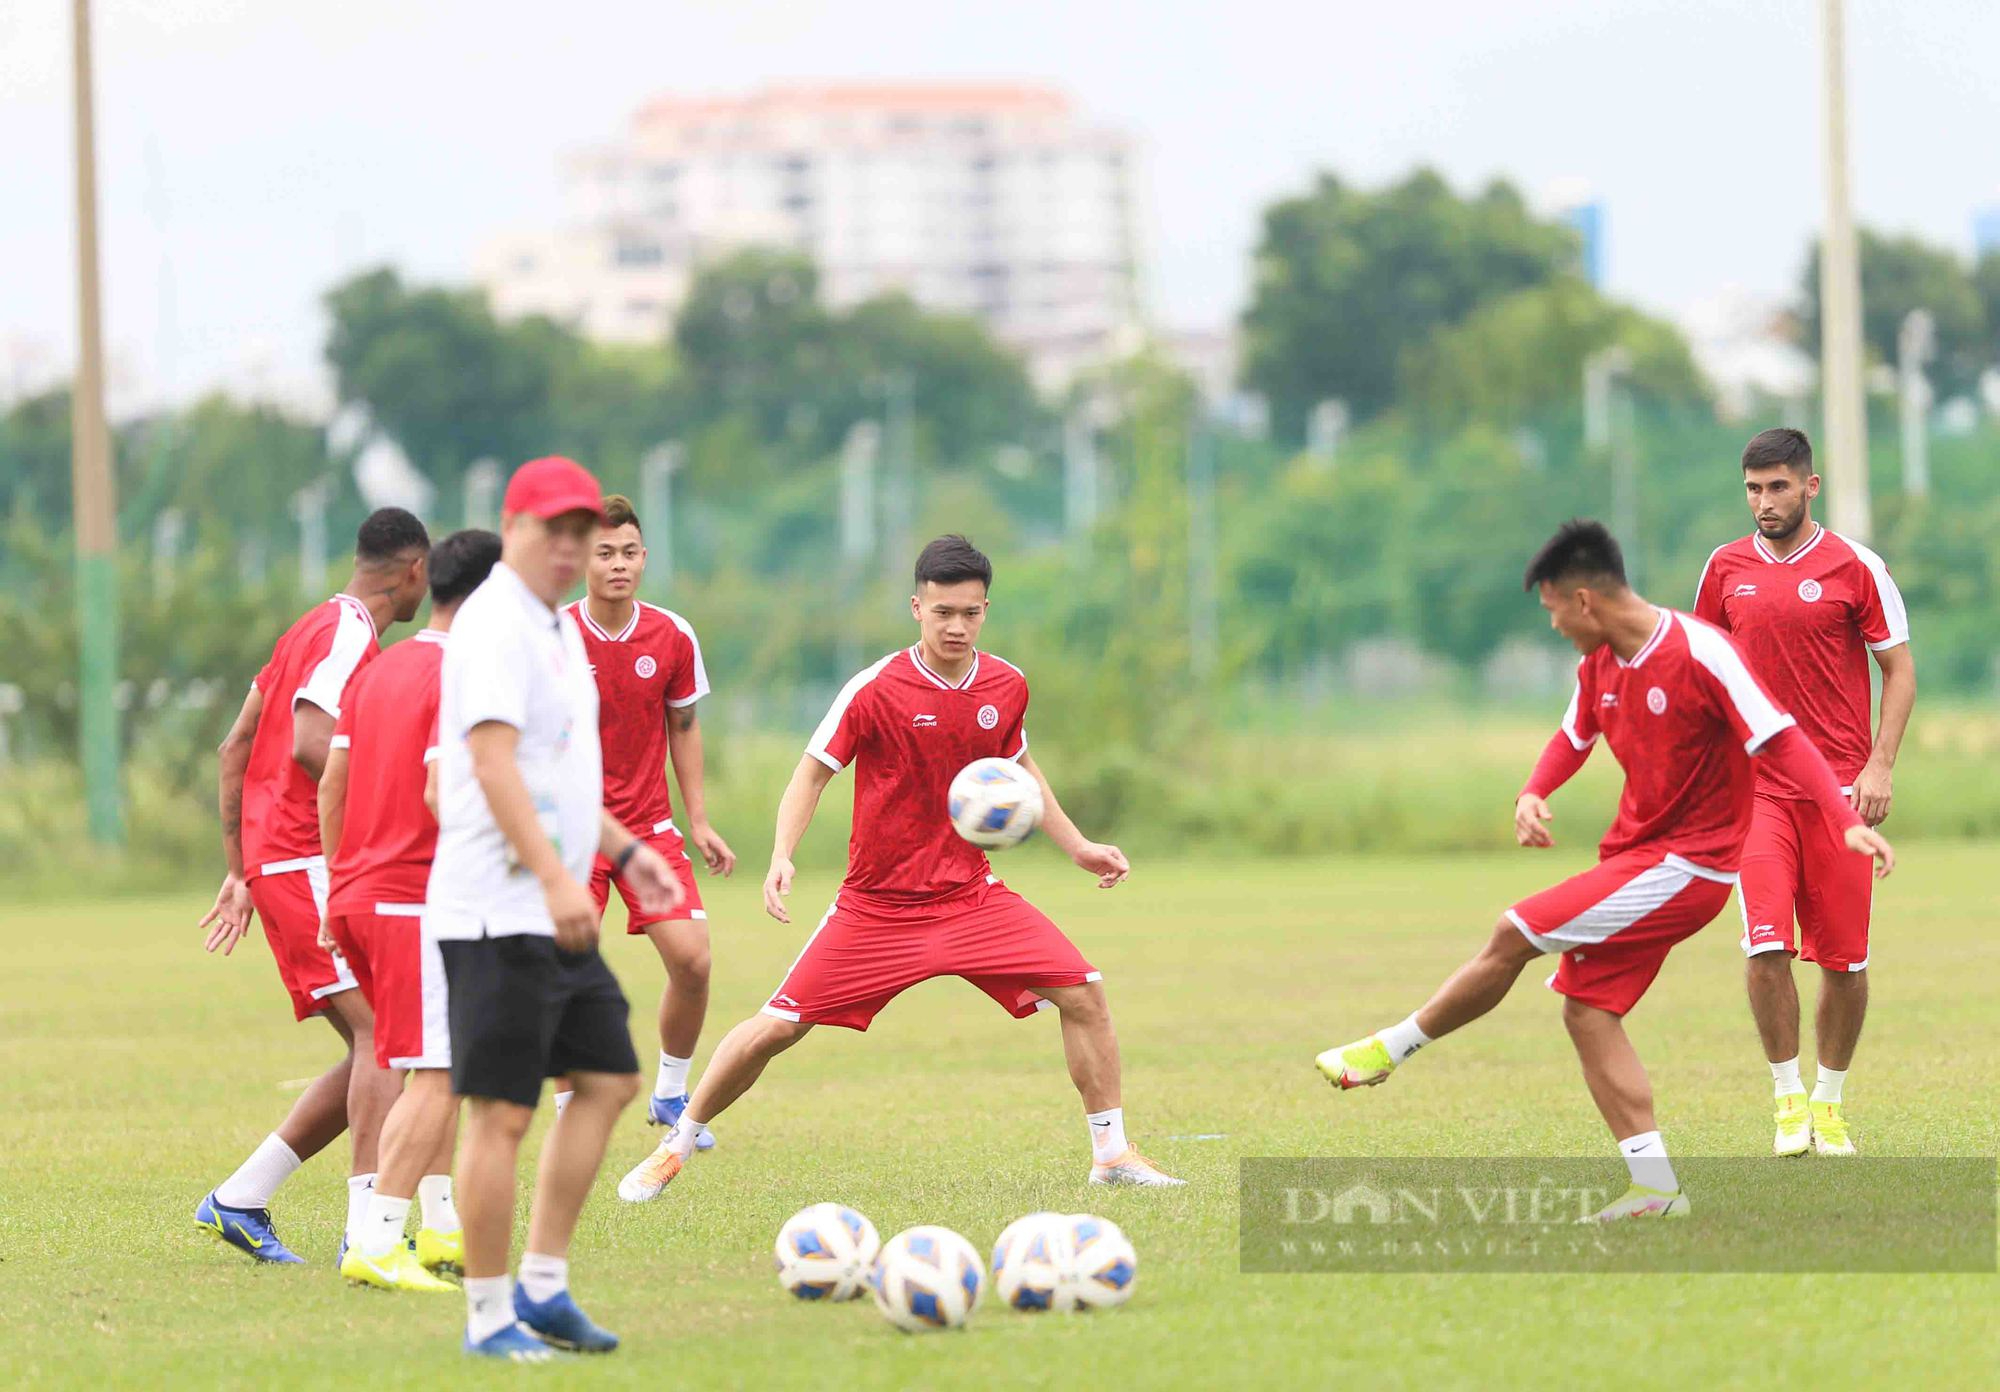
left=673, top=946, right=712, bottom=991
left=1485, top=917, right=1538, bottom=965
left=1046, top=981, right=1110, bottom=1026
left=749, top=1013, right=812, bottom=1055
left=1561, top=996, right=1612, bottom=1038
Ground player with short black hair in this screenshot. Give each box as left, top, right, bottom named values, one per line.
left=616, top=535, right=1183, bottom=1204
left=1695, top=428, right=1915, bottom=1156
left=1319, top=519, right=1894, bottom=1221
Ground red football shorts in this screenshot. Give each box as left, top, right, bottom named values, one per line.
left=1505, top=847, right=1735, bottom=1016
left=326, top=908, right=451, bottom=1070
left=248, top=858, right=358, bottom=1022
left=591, top=827, right=705, bottom=933
left=1737, top=791, right=1873, bottom=972
left=761, top=878, right=1099, bottom=1032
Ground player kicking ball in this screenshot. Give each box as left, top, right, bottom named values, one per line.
left=619, top=535, right=1182, bottom=1201
left=1316, top=520, right=1892, bottom=1222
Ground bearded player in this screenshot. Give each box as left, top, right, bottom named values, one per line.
left=1694, top=428, right=1914, bottom=1157
left=564, top=495, right=734, bottom=1141
left=1317, top=520, right=1892, bottom=1221
left=618, top=535, right=1183, bottom=1201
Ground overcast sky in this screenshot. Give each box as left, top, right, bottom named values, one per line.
left=3, top=0, right=1996, bottom=413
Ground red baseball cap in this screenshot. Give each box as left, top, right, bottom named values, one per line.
left=503, top=456, right=606, bottom=520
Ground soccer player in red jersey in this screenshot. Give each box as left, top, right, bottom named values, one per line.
left=194, top=508, right=431, bottom=1264
left=617, top=535, right=1184, bottom=1201
left=319, top=528, right=501, bottom=1291
left=1317, top=520, right=1893, bottom=1221
left=1693, top=428, right=1915, bottom=1156
left=563, top=495, right=734, bottom=1140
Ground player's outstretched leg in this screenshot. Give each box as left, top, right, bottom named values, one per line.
left=1034, top=981, right=1183, bottom=1187
left=1317, top=917, right=1540, bottom=1090
left=1563, top=998, right=1690, bottom=1222
left=1810, top=966, right=1867, bottom=1156
left=194, top=1009, right=355, bottom=1265
left=642, top=921, right=716, bottom=1150
left=619, top=1012, right=811, bottom=1202
left=1745, top=951, right=1811, bottom=1157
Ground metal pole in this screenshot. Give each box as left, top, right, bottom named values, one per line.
left=463, top=458, right=502, bottom=531
left=838, top=421, right=881, bottom=676
left=1062, top=407, right=1099, bottom=563
left=882, top=370, right=915, bottom=570
left=70, top=0, right=122, bottom=845
left=292, top=479, right=330, bottom=594
left=641, top=443, right=681, bottom=591
left=1819, top=0, right=1872, bottom=539
left=1187, top=423, right=1218, bottom=681
left=1896, top=309, right=1934, bottom=498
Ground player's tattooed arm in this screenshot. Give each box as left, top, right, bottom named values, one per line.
left=667, top=701, right=736, bottom=876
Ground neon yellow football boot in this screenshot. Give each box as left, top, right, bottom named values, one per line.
left=1773, top=1092, right=1811, bottom=1157
left=1581, top=1184, right=1691, bottom=1223
left=1315, top=1035, right=1397, bottom=1090
left=413, top=1226, right=464, bottom=1274
left=1811, top=1100, right=1856, bottom=1156
left=340, top=1241, right=457, bottom=1292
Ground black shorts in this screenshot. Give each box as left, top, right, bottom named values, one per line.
left=439, top=934, right=639, bottom=1108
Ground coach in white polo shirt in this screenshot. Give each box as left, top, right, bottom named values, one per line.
left=427, top=455, right=681, bottom=1361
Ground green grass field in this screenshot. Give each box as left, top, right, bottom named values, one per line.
left=3, top=845, right=1996, bottom=1388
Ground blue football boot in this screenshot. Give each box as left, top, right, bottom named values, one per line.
left=464, top=1322, right=562, bottom=1361
left=194, top=1191, right=307, bottom=1264
left=647, top=1092, right=716, bottom=1149
left=513, top=1287, right=619, bottom=1353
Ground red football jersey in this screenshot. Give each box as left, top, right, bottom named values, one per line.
left=565, top=600, right=710, bottom=833
left=1558, top=609, right=1796, bottom=873
left=326, top=629, right=446, bottom=914
left=242, top=594, right=380, bottom=874
left=807, top=646, right=1030, bottom=904
left=1693, top=524, right=1907, bottom=798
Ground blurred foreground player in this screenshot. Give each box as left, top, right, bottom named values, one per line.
left=1694, top=428, right=1914, bottom=1156
left=1317, top=520, right=1892, bottom=1221
left=194, top=508, right=430, bottom=1264
left=319, top=528, right=501, bottom=1291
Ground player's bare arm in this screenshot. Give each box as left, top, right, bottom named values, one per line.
left=466, top=719, right=599, bottom=952
left=1843, top=823, right=1896, bottom=879
left=422, top=759, right=440, bottom=818
left=200, top=685, right=262, bottom=954
left=291, top=700, right=336, bottom=780
left=764, top=755, right=838, bottom=923
left=1016, top=751, right=1128, bottom=888
left=597, top=809, right=686, bottom=918
left=1513, top=793, right=1555, bottom=848
left=314, top=745, right=350, bottom=951
left=668, top=702, right=735, bottom=876
left=1854, top=642, right=1915, bottom=827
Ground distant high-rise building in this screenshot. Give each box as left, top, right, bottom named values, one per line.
left=1974, top=204, right=2000, bottom=256
left=477, top=83, right=1145, bottom=390
left=1541, top=178, right=1605, bottom=288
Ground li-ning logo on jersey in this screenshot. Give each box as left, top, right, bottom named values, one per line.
left=1733, top=583, right=1759, bottom=597
left=911, top=713, right=938, bottom=728
left=1600, top=692, right=1618, bottom=708
left=1797, top=578, right=1823, bottom=603
left=1645, top=686, right=1668, bottom=715
left=977, top=704, right=1000, bottom=730
left=635, top=654, right=657, bottom=679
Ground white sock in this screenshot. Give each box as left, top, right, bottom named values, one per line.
left=668, top=1115, right=709, bottom=1159
left=1617, top=1131, right=1678, bottom=1193
left=345, top=1173, right=376, bottom=1248
left=552, top=1089, right=574, bottom=1117
left=358, top=1193, right=412, bottom=1261
left=655, top=1052, right=692, bottom=1101
left=418, top=1173, right=460, bottom=1233
left=1813, top=1064, right=1848, bottom=1104
left=1086, top=1107, right=1128, bottom=1164
left=464, top=1275, right=515, bottom=1344
left=213, top=1133, right=302, bottom=1209
left=1378, top=1012, right=1432, bottom=1064
left=1771, top=1056, right=1804, bottom=1098
left=518, top=1251, right=568, bottom=1304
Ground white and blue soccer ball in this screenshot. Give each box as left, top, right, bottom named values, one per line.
left=948, top=757, right=1044, bottom=850
left=773, top=1203, right=880, bottom=1301
left=990, top=1211, right=1076, bottom=1313
left=1059, top=1213, right=1138, bottom=1310
left=869, top=1224, right=986, bottom=1332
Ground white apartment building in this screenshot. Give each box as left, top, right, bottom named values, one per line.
left=477, top=83, right=1145, bottom=389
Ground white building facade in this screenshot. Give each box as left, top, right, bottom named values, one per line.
left=477, top=84, right=1145, bottom=389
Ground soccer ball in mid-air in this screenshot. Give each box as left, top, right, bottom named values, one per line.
left=869, top=1225, right=985, bottom=1332
left=948, top=757, right=1044, bottom=850
left=990, top=1211, right=1076, bottom=1312
left=1060, top=1213, right=1137, bottom=1310
left=773, top=1203, right=880, bottom=1301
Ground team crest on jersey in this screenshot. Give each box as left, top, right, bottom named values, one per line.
left=1646, top=686, right=1668, bottom=715
left=1797, top=578, right=1822, bottom=603
left=977, top=703, right=1000, bottom=730
left=635, top=654, right=658, bottom=679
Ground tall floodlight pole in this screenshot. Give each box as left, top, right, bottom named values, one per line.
left=640, top=443, right=682, bottom=591
left=70, top=0, right=122, bottom=844
left=1819, top=0, right=1871, bottom=540
left=1896, top=309, right=1934, bottom=499
left=1187, top=423, right=1218, bottom=681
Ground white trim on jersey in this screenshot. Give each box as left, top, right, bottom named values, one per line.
left=645, top=604, right=713, bottom=706
left=1615, top=607, right=1672, bottom=669
left=1692, top=544, right=1729, bottom=610
left=1676, top=613, right=1797, bottom=753
left=1831, top=532, right=1912, bottom=652
left=411, top=628, right=447, bottom=647
left=294, top=597, right=378, bottom=719
left=909, top=645, right=980, bottom=691
left=330, top=734, right=351, bottom=750
left=1752, top=523, right=1826, bottom=566
left=387, top=932, right=452, bottom=1070
left=1558, top=678, right=1597, bottom=751
left=805, top=653, right=898, bottom=771
left=570, top=599, right=639, bottom=643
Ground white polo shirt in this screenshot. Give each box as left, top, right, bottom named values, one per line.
left=425, top=562, right=602, bottom=939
